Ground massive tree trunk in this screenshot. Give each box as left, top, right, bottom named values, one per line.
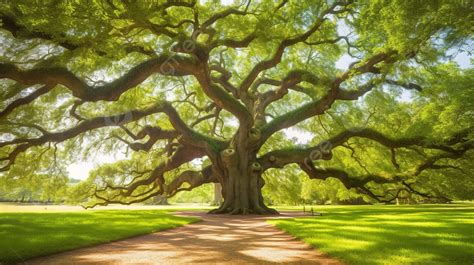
left=209, top=140, right=278, bottom=215
left=209, top=170, right=278, bottom=215
left=213, top=183, right=222, bottom=206
left=151, top=195, right=169, bottom=205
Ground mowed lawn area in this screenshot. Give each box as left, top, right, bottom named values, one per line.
left=271, top=204, right=474, bottom=265
left=0, top=209, right=198, bottom=263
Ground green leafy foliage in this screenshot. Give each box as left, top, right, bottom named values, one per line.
left=0, top=0, right=472, bottom=205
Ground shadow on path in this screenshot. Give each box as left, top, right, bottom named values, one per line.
left=27, top=211, right=342, bottom=264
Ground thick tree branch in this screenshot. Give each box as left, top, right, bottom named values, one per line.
left=0, top=105, right=166, bottom=171
left=209, top=32, right=257, bottom=50
left=114, top=126, right=179, bottom=152
left=195, top=66, right=252, bottom=124
left=254, top=70, right=323, bottom=121
left=0, top=84, right=53, bottom=119
left=0, top=14, right=79, bottom=50
left=105, top=145, right=205, bottom=197
left=297, top=142, right=470, bottom=202
left=385, top=79, right=422, bottom=92
left=0, top=14, right=156, bottom=57
left=238, top=1, right=350, bottom=94
left=165, top=165, right=216, bottom=197
left=259, top=50, right=404, bottom=141
left=0, top=55, right=198, bottom=102
left=259, top=127, right=472, bottom=170
left=0, top=101, right=226, bottom=171
left=299, top=161, right=395, bottom=189
left=201, top=7, right=251, bottom=29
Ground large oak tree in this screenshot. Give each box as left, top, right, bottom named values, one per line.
left=0, top=0, right=473, bottom=214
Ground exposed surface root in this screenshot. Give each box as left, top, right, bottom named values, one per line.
left=208, top=206, right=279, bottom=215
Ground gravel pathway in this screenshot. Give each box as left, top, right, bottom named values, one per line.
left=26, top=211, right=342, bottom=265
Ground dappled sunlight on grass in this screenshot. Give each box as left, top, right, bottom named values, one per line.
left=270, top=204, right=474, bottom=265
left=0, top=210, right=198, bottom=263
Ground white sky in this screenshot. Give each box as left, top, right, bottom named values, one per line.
left=67, top=152, right=126, bottom=181
left=335, top=54, right=355, bottom=69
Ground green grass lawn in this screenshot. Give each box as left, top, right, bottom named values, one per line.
left=271, top=204, right=474, bottom=265
left=0, top=210, right=198, bottom=263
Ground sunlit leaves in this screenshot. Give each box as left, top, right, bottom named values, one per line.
left=0, top=0, right=472, bottom=204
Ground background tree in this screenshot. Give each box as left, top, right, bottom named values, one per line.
left=0, top=0, right=472, bottom=214
left=0, top=144, right=71, bottom=203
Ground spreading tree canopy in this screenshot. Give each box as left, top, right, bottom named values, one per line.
left=0, top=0, right=473, bottom=214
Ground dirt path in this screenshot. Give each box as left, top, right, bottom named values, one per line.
left=27, top=211, right=342, bottom=264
